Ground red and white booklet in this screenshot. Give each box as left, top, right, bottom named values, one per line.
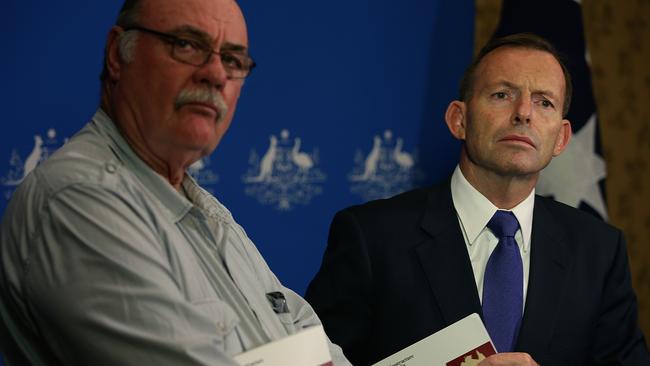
left=372, top=313, right=496, bottom=366
left=233, top=325, right=332, bottom=366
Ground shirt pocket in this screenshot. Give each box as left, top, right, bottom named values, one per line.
left=265, top=292, right=299, bottom=335
left=191, top=297, right=241, bottom=352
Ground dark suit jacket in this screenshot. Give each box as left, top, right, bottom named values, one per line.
left=306, top=180, right=649, bottom=366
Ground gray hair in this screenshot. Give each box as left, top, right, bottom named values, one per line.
left=99, top=0, right=143, bottom=86
left=117, top=31, right=139, bottom=63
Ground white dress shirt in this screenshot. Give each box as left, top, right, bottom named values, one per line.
left=450, top=166, right=534, bottom=308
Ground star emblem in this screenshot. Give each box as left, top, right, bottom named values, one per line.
left=536, top=113, right=608, bottom=219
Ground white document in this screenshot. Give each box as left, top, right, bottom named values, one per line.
left=233, top=325, right=332, bottom=366
left=372, top=313, right=496, bottom=366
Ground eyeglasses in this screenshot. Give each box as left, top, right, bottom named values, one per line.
left=124, top=25, right=256, bottom=80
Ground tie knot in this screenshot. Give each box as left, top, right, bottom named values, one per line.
left=487, top=210, right=519, bottom=238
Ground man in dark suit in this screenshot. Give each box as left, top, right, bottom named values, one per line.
left=305, top=33, right=649, bottom=366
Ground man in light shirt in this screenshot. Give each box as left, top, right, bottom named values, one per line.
left=306, top=33, right=649, bottom=365
left=0, top=1, right=350, bottom=365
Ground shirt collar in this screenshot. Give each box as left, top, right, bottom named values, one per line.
left=181, top=174, right=233, bottom=223
left=92, top=109, right=192, bottom=223
left=451, top=166, right=534, bottom=252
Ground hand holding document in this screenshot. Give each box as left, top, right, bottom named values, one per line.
left=372, top=313, right=496, bottom=366
left=234, top=325, right=332, bottom=366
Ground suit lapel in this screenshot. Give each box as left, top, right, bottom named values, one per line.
left=515, top=197, right=570, bottom=352
left=416, top=181, right=482, bottom=325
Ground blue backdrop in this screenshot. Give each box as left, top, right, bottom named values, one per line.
left=1, top=1, right=473, bottom=302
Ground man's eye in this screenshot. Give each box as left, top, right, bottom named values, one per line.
left=174, top=38, right=200, bottom=52
left=534, top=96, right=555, bottom=109
left=493, top=92, right=508, bottom=99
left=220, top=52, right=245, bottom=70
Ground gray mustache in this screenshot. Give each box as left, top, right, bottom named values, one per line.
left=174, top=88, right=228, bottom=123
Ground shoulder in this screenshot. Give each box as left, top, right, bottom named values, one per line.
left=5, top=125, right=154, bottom=236
left=342, top=186, right=429, bottom=218
left=534, top=195, right=624, bottom=258
left=334, top=182, right=449, bottom=233
left=35, top=130, right=125, bottom=193
left=535, top=195, right=620, bottom=235
left=14, top=119, right=153, bottom=209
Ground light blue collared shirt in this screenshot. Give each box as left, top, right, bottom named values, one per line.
left=0, top=109, right=350, bottom=366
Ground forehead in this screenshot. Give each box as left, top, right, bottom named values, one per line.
left=475, top=47, right=565, bottom=95
left=139, top=0, right=248, bottom=44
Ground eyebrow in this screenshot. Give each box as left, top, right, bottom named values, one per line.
left=169, top=25, right=249, bottom=53
left=491, top=80, right=559, bottom=102
left=221, top=43, right=248, bottom=53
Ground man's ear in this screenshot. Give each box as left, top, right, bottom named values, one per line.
left=445, top=100, right=467, bottom=141
left=552, top=118, right=572, bottom=156
left=105, top=26, right=124, bottom=82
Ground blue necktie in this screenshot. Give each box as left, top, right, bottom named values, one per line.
left=482, top=210, right=523, bottom=353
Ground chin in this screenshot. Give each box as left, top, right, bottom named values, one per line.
left=179, top=115, right=231, bottom=151
left=185, top=112, right=218, bottom=127
left=499, top=162, right=544, bottom=177
left=180, top=114, right=219, bottom=135
left=172, top=128, right=217, bottom=152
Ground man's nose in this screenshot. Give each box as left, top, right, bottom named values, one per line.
left=513, top=95, right=532, bottom=124
left=193, top=52, right=229, bottom=90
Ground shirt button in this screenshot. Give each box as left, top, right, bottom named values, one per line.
left=105, top=163, right=117, bottom=173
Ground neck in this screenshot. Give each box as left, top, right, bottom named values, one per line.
left=458, top=152, right=537, bottom=210
left=101, top=88, right=188, bottom=192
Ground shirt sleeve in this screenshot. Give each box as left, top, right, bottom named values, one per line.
left=24, top=183, right=240, bottom=366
